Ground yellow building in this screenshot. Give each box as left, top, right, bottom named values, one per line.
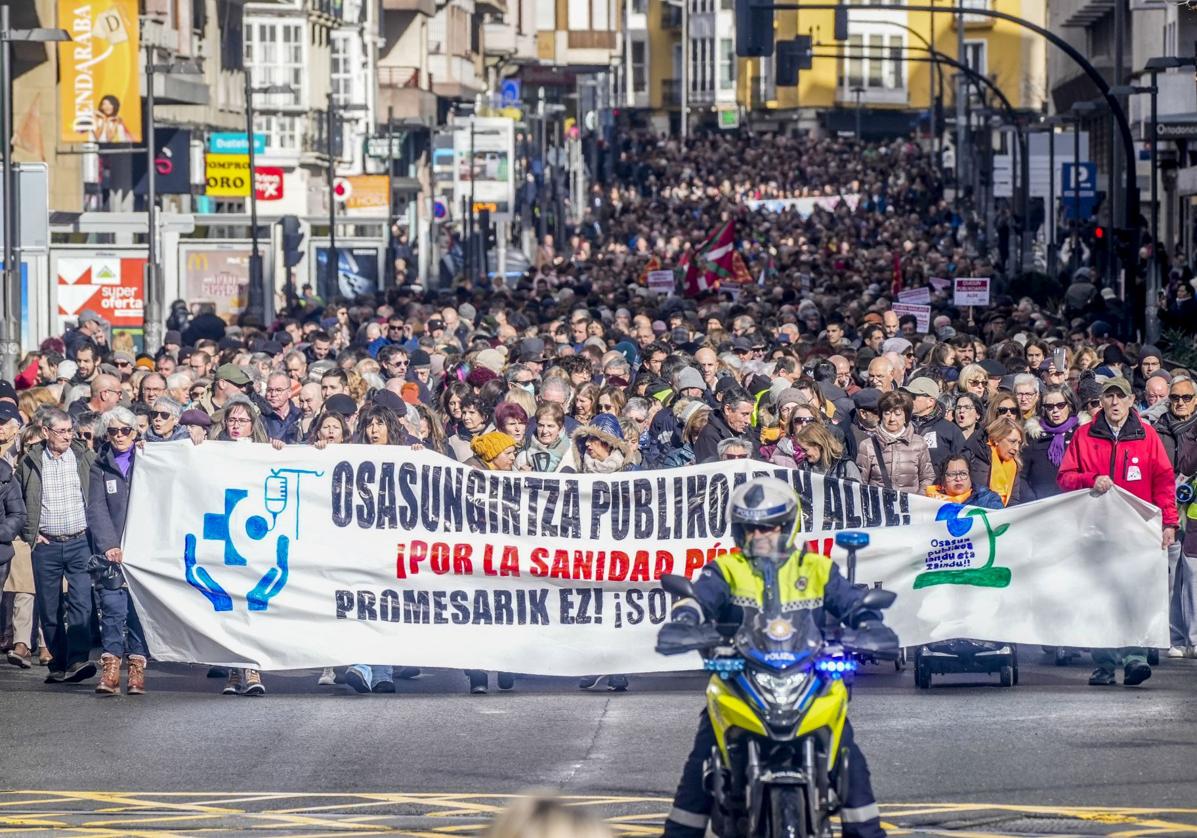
left=633, top=0, right=1046, bottom=135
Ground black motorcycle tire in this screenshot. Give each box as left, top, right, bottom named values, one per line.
left=767, top=786, right=813, bottom=838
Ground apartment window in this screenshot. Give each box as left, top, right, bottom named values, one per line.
left=570, top=0, right=612, bottom=29
left=254, top=113, right=300, bottom=153
left=245, top=18, right=304, bottom=106
left=331, top=32, right=360, bottom=107
left=632, top=0, right=646, bottom=12
left=720, top=37, right=735, bottom=90
left=690, top=37, right=699, bottom=93
left=632, top=40, right=648, bottom=93
left=963, top=39, right=987, bottom=78
left=842, top=30, right=904, bottom=91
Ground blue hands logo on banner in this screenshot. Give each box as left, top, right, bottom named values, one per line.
left=184, top=468, right=323, bottom=612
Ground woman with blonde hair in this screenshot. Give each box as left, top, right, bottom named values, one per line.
left=956, top=364, right=988, bottom=399
left=965, top=416, right=1030, bottom=506
left=18, top=387, right=59, bottom=424
left=794, top=423, right=861, bottom=482
left=572, top=382, right=600, bottom=424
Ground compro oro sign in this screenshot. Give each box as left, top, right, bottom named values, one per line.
left=205, top=155, right=251, bottom=197
left=58, top=0, right=143, bottom=143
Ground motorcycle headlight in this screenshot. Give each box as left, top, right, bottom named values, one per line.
left=749, top=669, right=813, bottom=707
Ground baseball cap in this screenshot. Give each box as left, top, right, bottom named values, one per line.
left=901, top=377, right=941, bottom=400
left=426, top=318, right=446, bottom=333
left=215, top=363, right=252, bottom=386
left=1101, top=377, right=1133, bottom=398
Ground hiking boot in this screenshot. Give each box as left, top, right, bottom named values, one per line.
left=344, top=665, right=372, bottom=694
left=1088, top=668, right=1117, bottom=686
left=95, top=653, right=120, bottom=696
left=241, top=669, right=266, bottom=696
left=1123, top=661, right=1152, bottom=687
left=64, top=660, right=97, bottom=683
left=222, top=669, right=242, bottom=695
left=6, top=642, right=32, bottom=669
left=127, top=655, right=147, bottom=695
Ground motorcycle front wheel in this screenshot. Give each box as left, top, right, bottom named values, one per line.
left=766, top=786, right=818, bottom=838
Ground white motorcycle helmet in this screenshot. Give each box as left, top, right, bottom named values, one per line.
left=729, top=476, right=803, bottom=556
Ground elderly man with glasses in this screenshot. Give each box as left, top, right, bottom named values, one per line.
left=1157, top=375, right=1197, bottom=659
left=16, top=407, right=98, bottom=684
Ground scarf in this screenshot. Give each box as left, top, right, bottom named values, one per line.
left=523, top=434, right=571, bottom=472
left=925, top=485, right=973, bottom=504
left=583, top=448, right=625, bottom=474
left=988, top=443, right=1018, bottom=506
left=1041, top=415, right=1078, bottom=466
left=874, top=424, right=906, bottom=445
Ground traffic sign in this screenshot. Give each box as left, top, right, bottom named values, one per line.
left=0, top=163, right=49, bottom=253
left=365, top=135, right=405, bottom=159
left=432, top=197, right=449, bottom=220
left=499, top=79, right=521, bottom=107
left=333, top=178, right=352, bottom=202
left=1061, top=162, right=1097, bottom=220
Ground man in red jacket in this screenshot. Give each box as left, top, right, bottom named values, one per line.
left=1057, top=376, right=1178, bottom=687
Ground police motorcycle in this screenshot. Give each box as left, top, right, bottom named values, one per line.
left=656, top=531, right=898, bottom=838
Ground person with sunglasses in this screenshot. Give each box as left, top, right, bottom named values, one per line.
left=1022, top=385, right=1079, bottom=500
left=85, top=407, right=148, bottom=696
left=144, top=396, right=190, bottom=442
left=1154, top=376, right=1197, bottom=659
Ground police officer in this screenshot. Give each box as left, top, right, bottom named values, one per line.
left=662, top=477, right=892, bottom=838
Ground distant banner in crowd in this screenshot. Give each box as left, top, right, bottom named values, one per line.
left=122, top=444, right=1167, bottom=674
left=743, top=195, right=861, bottom=216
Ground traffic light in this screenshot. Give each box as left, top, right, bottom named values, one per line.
left=776, top=36, right=812, bottom=85
left=280, top=215, right=304, bottom=269
left=834, top=4, right=849, bottom=40
left=735, top=0, right=774, bottom=57
left=1093, top=225, right=1105, bottom=242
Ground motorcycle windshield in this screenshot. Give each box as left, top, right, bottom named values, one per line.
left=737, top=552, right=824, bottom=670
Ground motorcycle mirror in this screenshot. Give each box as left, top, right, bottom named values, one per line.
left=860, top=587, right=896, bottom=610
left=660, top=573, right=697, bottom=600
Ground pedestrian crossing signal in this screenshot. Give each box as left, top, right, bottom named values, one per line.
left=735, top=0, right=774, bottom=57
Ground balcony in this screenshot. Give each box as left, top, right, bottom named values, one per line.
left=955, top=0, right=995, bottom=27
left=659, top=3, right=682, bottom=28
left=382, top=0, right=436, bottom=14
left=662, top=78, right=681, bottom=107
left=567, top=31, right=617, bottom=49
left=378, top=66, right=438, bottom=124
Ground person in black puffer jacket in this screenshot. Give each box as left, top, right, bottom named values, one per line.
left=1022, top=385, right=1083, bottom=500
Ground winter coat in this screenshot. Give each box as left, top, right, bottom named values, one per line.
left=1154, top=410, right=1197, bottom=470
left=1175, top=425, right=1197, bottom=554
left=855, top=425, right=935, bottom=494
left=807, top=457, right=863, bottom=484
left=644, top=406, right=682, bottom=469
left=912, top=407, right=966, bottom=471
left=1057, top=410, right=1179, bottom=527
left=0, top=461, right=28, bottom=565
left=16, top=440, right=96, bottom=545
left=86, top=445, right=134, bottom=555
left=1021, top=417, right=1080, bottom=500
left=694, top=412, right=755, bottom=465
left=964, top=434, right=1032, bottom=506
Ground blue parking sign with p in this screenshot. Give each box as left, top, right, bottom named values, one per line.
left=1061, top=162, right=1097, bottom=219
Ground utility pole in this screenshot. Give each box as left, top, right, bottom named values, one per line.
left=0, top=5, right=18, bottom=379
left=326, top=93, right=337, bottom=297
left=955, top=0, right=966, bottom=203
left=386, top=106, right=395, bottom=288
left=681, top=0, right=689, bottom=139
left=245, top=69, right=263, bottom=325
left=852, top=85, right=864, bottom=140
left=144, top=51, right=162, bottom=354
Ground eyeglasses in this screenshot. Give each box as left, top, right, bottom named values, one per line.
left=265, top=387, right=290, bottom=395
left=1043, top=401, right=1068, bottom=412
left=47, top=426, right=73, bottom=437
left=740, top=521, right=776, bottom=531
left=389, top=360, right=409, bottom=368
left=151, top=411, right=174, bottom=421
left=388, top=325, right=405, bottom=332
left=115, top=360, right=132, bottom=368
left=1170, top=393, right=1196, bottom=404
left=943, top=471, right=970, bottom=480
left=75, top=431, right=93, bottom=441
left=1084, top=399, right=1102, bottom=409
left=996, top=407, right=1018, bottom=416
left=225, top=417, right=251, bottom=426
left=107, top=426, right=134, bottom=438
left=793, top=416, right=816, bottom=425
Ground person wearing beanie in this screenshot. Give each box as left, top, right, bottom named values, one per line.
left=573, top=412, right=636, bottom=474
left=469, top=431, right=517, bottom=470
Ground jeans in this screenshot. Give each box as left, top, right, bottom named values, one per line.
left=1092, top=647, right=1148, bottom=671
left=1168, top=543, right=1197, bottom=647
left=351, top=665, right=393, bottom=687
left=97, top=586, right=147, bottom=658
left=31, top=536, right=93, bottom=671
left=663, top=711, right=885, bottom=838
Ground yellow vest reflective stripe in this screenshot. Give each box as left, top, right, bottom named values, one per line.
left=713, top=549, right=833, bottom=613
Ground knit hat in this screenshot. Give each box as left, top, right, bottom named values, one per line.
left=673, top=366, right=706, bottom=392
left=471, top=431, right=517, bottom=463
left=475, top=348, right=506, bottom=374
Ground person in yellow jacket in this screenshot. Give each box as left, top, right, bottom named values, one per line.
left=662, top=477, right=892, bottom=838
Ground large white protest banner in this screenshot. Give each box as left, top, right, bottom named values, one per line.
left=122, top=442, right=1168, bottom=674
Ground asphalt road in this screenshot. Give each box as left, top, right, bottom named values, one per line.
left=2, top=653, right=1197, bottom=835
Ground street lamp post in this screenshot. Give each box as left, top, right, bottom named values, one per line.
left=1067, top=100, right=1100, bottom=273
left=325, top=93, right=368, bottom=299
left=1140, top=56, right=1196, bottom=341
left=143, top=50, right=200, bottom=354
left=0, top=8, right=69, bottom=378
left=851, top=85, right=865, bottom=140
left=243, top=76, right=290, bottom=325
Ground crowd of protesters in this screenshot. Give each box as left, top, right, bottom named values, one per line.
left=1, top=132, right=1195, bottom=696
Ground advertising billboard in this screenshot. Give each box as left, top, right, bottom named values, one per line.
left=313, top=244, right=381, bottom=300
left=55, top=252, right=146, bottom=351
left=452, top=117, right=515, bottom=220
left=180, top=245, right=252, bottom=324
left=58, top=0, right=142, bottom=143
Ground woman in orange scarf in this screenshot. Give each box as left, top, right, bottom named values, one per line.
left=963, top=417, right=1030, bottom=507
left=925, top=454, right=1004, bottom=509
